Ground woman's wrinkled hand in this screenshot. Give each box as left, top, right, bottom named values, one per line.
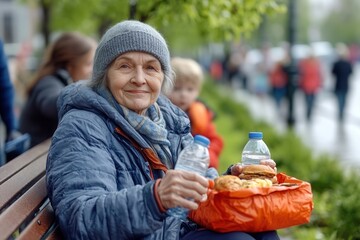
left=230, top=159, right=277, bottom=176
left=157, top=170, right=209, bottom=210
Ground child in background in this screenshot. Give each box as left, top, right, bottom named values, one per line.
left=167, top=57, right=224, bottom=169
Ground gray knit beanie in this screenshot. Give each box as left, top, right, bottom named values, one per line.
left=92, top=20, right=171, bottom=84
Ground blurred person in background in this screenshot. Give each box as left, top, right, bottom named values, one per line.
left=331, top=43, right=353, bottom=122
left=226, top=45, right=248, bottom=89
left=19, top=32, right=97, bottom=147
left=0, top=39, right=22, bottom=166
left=252, top=45, right=271, bottom=97
left=268, top=58, right=288, bottom=109
left=298, top=51, right=323, bottom=121
left=167, top=57, right=224, bottom=169
left=209, top=58, right=223, bottom=81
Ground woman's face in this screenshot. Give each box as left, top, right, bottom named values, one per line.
left=107, top=52, right=164, bottom=115
left=68, top=47, right=96, bottom=82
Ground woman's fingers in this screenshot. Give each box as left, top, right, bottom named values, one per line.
left=230, top=159, right=277, bottom=176
left=230, top=164, right=244, bottom=176
left=157, top=170, right=209, bottom=210
left=260, top=159, right=277, bottom=169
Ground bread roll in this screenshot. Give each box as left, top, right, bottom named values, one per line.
left=215, top=175, right=244, bottom=191
left=214, top=175, right=273, bottom=191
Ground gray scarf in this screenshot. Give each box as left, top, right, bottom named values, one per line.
left=120, top=104, right=173, bottom=169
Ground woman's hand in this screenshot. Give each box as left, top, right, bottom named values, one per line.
left=230, top=159, right=277, bottom=176
left=157, top=170, right=209, bottom=210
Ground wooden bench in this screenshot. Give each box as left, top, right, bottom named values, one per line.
left=0, top=139, right=63, bottom=239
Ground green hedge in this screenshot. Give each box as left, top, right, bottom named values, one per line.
left=200, top=80, right=360, bottom=239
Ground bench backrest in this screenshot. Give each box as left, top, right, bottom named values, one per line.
left=0, top=139, right=62, bottom=239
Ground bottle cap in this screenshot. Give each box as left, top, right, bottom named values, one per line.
left=249, top=132, right=263, bottom=139
left=194, top=135, right=210, bottom=147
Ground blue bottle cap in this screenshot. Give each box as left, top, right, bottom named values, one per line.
left=249, top=132, right=263, bottom=139
left=194, top=135, right=210, bottom=147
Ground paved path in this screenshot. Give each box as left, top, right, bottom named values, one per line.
left=230, top=63, right=360, bottom=171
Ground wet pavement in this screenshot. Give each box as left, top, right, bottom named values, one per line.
left=230, top=63, right=360, bottom=171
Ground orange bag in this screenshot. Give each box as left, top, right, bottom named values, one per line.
left=189, top=173, right=314, bottom=232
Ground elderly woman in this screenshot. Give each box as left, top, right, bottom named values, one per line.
left=46, top=20, right=279, bottom=240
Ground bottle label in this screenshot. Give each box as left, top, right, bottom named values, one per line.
left=242, top=154, right=270, bottom=165
left=175, top=161, right=208, bottom=176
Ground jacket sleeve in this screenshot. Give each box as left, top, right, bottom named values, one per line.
left=46, top=112, right=166, bottom=239
left=0, top=41, right=16, bottom=134
left=32, top=77, right=65, bottom=120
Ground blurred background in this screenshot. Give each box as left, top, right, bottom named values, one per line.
left=2, top=0, right=359, bottom=169
left=2, top=0, right=355, bottom=83
left=1, top=0, right=360, bottom=239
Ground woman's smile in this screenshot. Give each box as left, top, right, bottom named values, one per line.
left=125, top=89, right=149, bottom=94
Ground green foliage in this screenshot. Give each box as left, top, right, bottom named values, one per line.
left=243, top=0, right=311, bottom=48
left=326, top=172, right=360, bottom=239
left=321, top=0, right=360, bottom=45
left=145, top=0, right=286, bottom=42
left=49, top=0, right=129, bottom=35
left=310, top=192, right=334, bottom=230
left=200, top=78, right=360, bottom=239
left=26, top=0, right=286, bottom=51
left=308, top=156, right=344, bottom=193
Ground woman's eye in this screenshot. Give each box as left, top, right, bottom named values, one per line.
left=146, top=65, right=156, bottom=71
left=147, top=62, right=162, bottom=71
left=120, top=64, right=129, bottom=68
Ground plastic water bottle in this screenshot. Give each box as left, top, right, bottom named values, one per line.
left=167, top=135, right=210, bottom=220
left=241, top=132, right=271, bottom=165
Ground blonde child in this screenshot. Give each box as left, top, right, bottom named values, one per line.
left=167, top=57, right=224, bottom=169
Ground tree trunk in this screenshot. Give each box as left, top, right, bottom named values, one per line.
left=129, top=0, right=137, bottom=20
left=40, top=0, right=51, bottom=47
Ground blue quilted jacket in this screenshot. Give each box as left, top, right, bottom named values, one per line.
left=46, top=82, right=217, bottom=239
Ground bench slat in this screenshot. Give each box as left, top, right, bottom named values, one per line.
left=17, top=202, right=57, bottom=240
left=0, top=139, right=51, bottom=185
left=0, top=153, right=47, bottom=210
left=0, top=139, right=63, bottom=239
left=0, top=176, right=48, bottom=238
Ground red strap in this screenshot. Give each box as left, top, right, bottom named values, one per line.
left=115, top=127, right=168, bottom=174
left=154, top=179, right=167, bottom=212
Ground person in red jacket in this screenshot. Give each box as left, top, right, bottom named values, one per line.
left=167, top=57, right=224, bottom=169
left=268, top=60, right=288, bottom=109
left=298, top=53, right=323, bottom=121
